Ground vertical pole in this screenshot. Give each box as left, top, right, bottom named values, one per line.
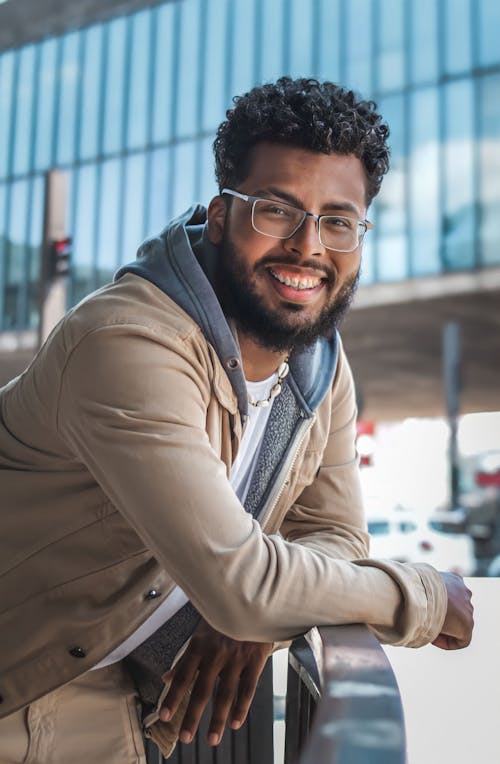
left=443, top=321, right=462, bottom=510
left=38, top=170, right=69, bottom=347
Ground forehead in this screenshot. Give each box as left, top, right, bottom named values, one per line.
left=241, top=142, right=368, bottom=214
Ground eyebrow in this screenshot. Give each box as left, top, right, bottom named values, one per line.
left=254, top=186, right=362, bottom=218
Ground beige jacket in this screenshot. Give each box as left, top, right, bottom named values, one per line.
left=0, top=272, right=447, bottom=719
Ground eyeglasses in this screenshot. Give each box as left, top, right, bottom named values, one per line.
left=222, top=188, right=373, bottom=253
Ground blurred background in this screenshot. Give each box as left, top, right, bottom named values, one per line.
left=0, top=0, right=499, bottom=577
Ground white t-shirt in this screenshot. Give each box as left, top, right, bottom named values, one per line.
left=93, top=371, right=278, bottom=669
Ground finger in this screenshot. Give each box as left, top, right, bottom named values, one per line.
left=178, top=663, right=223, bottom=743
left=231, top=653, right=269, bottom=730
left=159, top=652, right=201, bottom=722
left=206, top=669, right=241, bottom=745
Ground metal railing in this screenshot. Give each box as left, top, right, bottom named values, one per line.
left=145, top=624, right=406, bottom=764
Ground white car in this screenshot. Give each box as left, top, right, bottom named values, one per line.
left=367, top=511, right=476, bottom=576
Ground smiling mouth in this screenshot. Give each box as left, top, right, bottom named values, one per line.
left=269, top=268, right=325, bottom=291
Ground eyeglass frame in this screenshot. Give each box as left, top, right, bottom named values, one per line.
left=221, top=187, right=373, bottom=253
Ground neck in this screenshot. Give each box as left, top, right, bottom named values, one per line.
left=236, top=330, right=290, bottom=382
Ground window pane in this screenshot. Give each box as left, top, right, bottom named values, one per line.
left=410, top=0, right=438, bottom=84
left=172, top=141, right=197, bottom=218
left=478, top=73, right=500, bottom=266
left=317, top=0, right=341, bottom=81
left=408, top=88, right=440, bottom=275
left=202, top=0, right=229, bottom=131
left=103, top=18, right=127, bottom=155
left=199, top=136, right=218, bottom=207
left=12, top=46, right=36, bottom=176
left=72, top=164, right=97, bottom=301
left=5, top=179, right=29, bottom=329
left=95, top=159, right=122, bottom=282
left=288, top=0, right=314, bottom=78
left=146, top=148, right=171, bottom=236
left=443, top=80, right=475, bottom=270
left=477, top=0, right=500, bottom=67
left=375, top=94, right=408, bottom=281
left=345, top=0, right=373, bottom=94
left=176, top=0, right=202, bottom=137
left=34, top=39, right=57, bottom=171
left=444, top=0, right=472, bottom=74
left=79, top=25, right=104, bottom=160
left=0, top=183, right=7, bottom=327
left=377, top=0, right=405, bottom=92
left=152, top=3, right=176, bottom=143
left=259, top=0, right=285, bottom=83
left=229, top=0, right=255, bottom=101
left=56, top=32, right=81, bottom=166
left=0, top=51, right=15, bottom=179
left=28, top=176, right=44, bottom=328
left=127, top=11, right=151, bottom=149
left=122, top=154, right=147, bottom=264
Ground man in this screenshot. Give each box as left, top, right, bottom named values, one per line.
left=0, top=78, right=473, bottom=763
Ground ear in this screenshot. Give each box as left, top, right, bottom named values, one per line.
left=207, top=195, right=227, bottom=246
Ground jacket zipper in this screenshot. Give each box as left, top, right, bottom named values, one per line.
left=260, top=415, right=316, bottom=531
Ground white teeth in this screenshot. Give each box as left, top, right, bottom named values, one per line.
left=270, top=270, right=321, bottom=290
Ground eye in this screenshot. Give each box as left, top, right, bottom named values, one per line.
left=323, top=216, right=356, bottom=230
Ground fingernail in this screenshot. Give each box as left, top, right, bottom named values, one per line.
left=231, top=719, right=242, bottom=730
left=208, top=733, right=220, bottom=746
left=159, top=707, right=171, bottom=722
left=180, top=730, right=193, bottom=744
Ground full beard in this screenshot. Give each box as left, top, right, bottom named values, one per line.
left=216, top=231, right=360, bottom=353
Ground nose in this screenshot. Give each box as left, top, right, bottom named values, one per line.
left=283, top=214, right=324, bottom=258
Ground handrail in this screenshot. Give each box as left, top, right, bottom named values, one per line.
left=286, top=625, right=407, bottom=764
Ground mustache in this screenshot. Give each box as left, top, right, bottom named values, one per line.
left=254, top=254, right=338, bottom=284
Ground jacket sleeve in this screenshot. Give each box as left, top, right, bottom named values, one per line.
left=280, top=342, right=369, bottom=561
left=58, top=323, right=447, bottom=648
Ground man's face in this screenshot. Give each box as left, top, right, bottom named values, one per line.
left=208, top=143, right=368, bottom=351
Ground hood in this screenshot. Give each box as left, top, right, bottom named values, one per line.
left=115, top=206, right=339, bottom=418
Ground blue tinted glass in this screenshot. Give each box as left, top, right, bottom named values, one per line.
left=0, top=51, right=15, bottom=179
left=409, top=88, right=440, bottom=275
left=410, top=0, right=438, bottom=84
left=103, top=18, right=127, bottom=154
left=172, top=141, right=197, bottom=217
left=34, top=39, right=57, bottom=171
left=72, top=165, right=97, bottom=298
left=360, top=229, right=376, bottom=285
left=56, top=32, right=81, bottom=166
left=288, top=0, right=314, bottom=77
left=0, top=183, right=6, bottom=326
left=259, top=0, right=285, bottom=83
left=317, top=0, right=341, bottom=81
left=478, top=0, right=500, bottom=67
left=12, top=46, right=36, bottom=176
left=146, top=148, right=171, bottom=235
left=5, top=179, right=29, bottom=329
left=127, top=11, right=151, bottom=149
left=28, top=176, right=44, bottom=327
left=96, top=159, right=122, bottom=278
left=79, top=25, right=104, bottom=160
left=176, top=0, right=202, bottom=137
left=122, top=154, right=147, bottom=263
left=479, top=73, right=500, bottom=265
left=443, top=80, right=475, bottom=270
left=345, top=0, right=373, bottom=93
left=229, top=0, right=255, bottom=100
left=152, top=3, right=176, bottom=143
left=375, top=94, right=408, bottom=281
left=444, top=0, right=472, bottom=74
left=378, top=0, right=405, bottom=91
left=199, top=136, right=218, bottom=206
left=202, top=0, right=229, bottom=131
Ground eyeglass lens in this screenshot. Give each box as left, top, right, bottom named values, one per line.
left=252, top=199, right=363, bottom=252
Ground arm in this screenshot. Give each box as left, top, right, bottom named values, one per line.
left=58, top=324, right=445, bottom=646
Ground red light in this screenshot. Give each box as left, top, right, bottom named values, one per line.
left=54, top=237, right=72, bottom=254
left=419, top=540, right=433, bottom=552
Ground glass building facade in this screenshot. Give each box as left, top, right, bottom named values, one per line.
left=0, top=0, right=499, bottom=331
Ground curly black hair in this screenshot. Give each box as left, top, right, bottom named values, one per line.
left=214, top=77, right=390, bottom=206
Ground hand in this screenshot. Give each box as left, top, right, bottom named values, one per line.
left=159, top=619, right=273, bottom=746
left=432, top=572, right=474, bottom=650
